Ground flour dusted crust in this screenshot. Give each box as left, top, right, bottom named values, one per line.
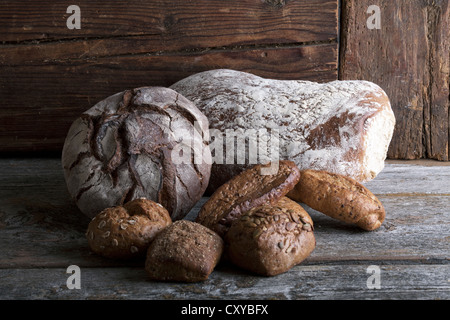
left=62, top=87, right=211, bottom=220
left=170, top=69, right=396, bottom=192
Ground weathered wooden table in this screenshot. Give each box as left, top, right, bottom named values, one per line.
left=0, top=158, right=448, bottom=300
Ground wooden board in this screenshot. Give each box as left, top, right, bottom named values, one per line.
left=339, top=0, right=450, bottom=161
left=0, top=158, right=448, bottom=299
left=0, top=0, right=338, bottom=153
left=0, top=0, right=338, bottom=45
left=1, top=264, right=448, bottom=300
left=0, top=44, right=337, bottom=153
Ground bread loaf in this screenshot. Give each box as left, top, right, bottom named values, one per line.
left=196, top=161, right=301, bottom=237
left=170, top=69, right=396, bottom=194
left=225, top=196, right=315, bottom=276
left=288, top=169, right=385, bottom=231
left=62, top=87, right=211, bottom=220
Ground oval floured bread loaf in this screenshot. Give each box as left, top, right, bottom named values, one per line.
left=86, top=198, right=172, bottom=259
left=196, top=160, right=301, bottom=237
left=225, top=196, right=316, bottom=276
left=287, top=169, right=385, bottom=231
left=62, top=87, right=211, bottom=220
left=170, top=69, right=396, bottom=194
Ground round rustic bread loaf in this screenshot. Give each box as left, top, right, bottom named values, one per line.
left=62, top=87, right=211, bottom=220
left=225, top=196, right=315, bottom=276
left=196, top=160, right=301, bottom=237
left=86, top=198, right=172, bottom=259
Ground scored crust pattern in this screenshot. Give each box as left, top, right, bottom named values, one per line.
left=62, top=87, right=211, bottom=220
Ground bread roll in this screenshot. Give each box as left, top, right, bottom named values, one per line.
left=288, top=169, right=385, bottom=231
left=145, top=220, right=223, bottom=282
left=86, top=198, right=172, bottom=259
left=225, top=197, right=315, bottom=276
left=170, top=69, right=395, bottom=194
left=196, top=161, right=301, bottom=237
left=62, top=87, right=211, bottom=220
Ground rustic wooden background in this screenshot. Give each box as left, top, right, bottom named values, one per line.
left=0, top=0, right=448, bottom=160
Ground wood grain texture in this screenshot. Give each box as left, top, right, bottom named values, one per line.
left=0, top=159, right=448, bottom=299
left=0, top=264, right=448, bottom=300
left=427, top=1, right=450, bottom=160
left=0, top=0, right=339, bottom=153
left=0, top=0, right=338, bottom=45
left=340, top=0, right=450, bottom=160
left=340, top=0, right=450, bottom=161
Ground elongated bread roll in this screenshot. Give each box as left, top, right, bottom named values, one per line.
left=287, top=169, right=385, bottom=231
left=170, top=69, right=395, bottom=194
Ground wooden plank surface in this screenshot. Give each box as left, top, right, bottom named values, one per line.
left=340, top=0, right=450, bottom=160
left=0, top=264, right=448, bottom=300
left=0, top=0, right=339, bottom=153
left=0, top=158, right=448, bottom=299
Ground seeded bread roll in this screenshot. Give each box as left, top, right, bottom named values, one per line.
left=170, top=69, right=396, bottom=194
left=86, top=198, right=172, bottom=259
left=62, top=87, right=211, bottom=220
left=196, top=160, right=301, bottom=237
left=145, top=220, right=223, bottom=282
left=225, top=197, right=315, bottom=276
left=287, top=169, right=385, bottom=231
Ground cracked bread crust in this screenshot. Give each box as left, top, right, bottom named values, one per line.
left=225, top=196, right=315, bottom=276
left=195, top=161, right=301, bottom=237
left=287, top=169, right=385, bottom=231
left=86, top=198, right=172, bottom=259
left=62, top=87, right=211, bottom=220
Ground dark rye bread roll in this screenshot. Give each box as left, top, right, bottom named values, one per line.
left=225, top=197, right=315, bottom=276
left=86, top=198, right=172, bottom=259
left=62, top=87, right=211, bottom=220
left=170, top=69, right=396, bottom=194
left=287, top=169, right=385, bottom=231
left=196, top=161, right=301, bottom=237
left=145, top=220, right=223, bottom=282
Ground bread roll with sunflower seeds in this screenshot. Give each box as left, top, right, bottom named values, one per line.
left=287, top=169, right=385, bottom=231
left=196, top=160, right=301, bottom=237
left=225, top=197, right=315, bottom=276
left=86, top=198, right=172, bottom=259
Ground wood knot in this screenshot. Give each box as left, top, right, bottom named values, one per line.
left=264, top=0, right=286, bottom=8
left=163, top=14, right=176, bottom=31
